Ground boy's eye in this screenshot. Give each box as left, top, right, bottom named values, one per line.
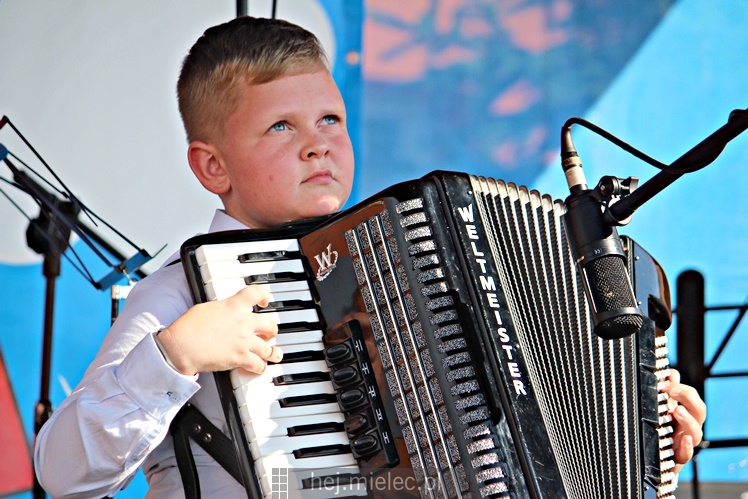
left=271, top=122, right=287, bottom=131
left=322, top=115, right=339, bottom=125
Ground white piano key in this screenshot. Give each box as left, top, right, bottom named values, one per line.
left=270, top=330, right=324, bottom=347
left=231, top=360, right=331, bottom=388
left=250, top=431, right=352, bottom=458
left=255, top=451, right=357, bottom=477
left=257, top=466, right=366, bottom=499
left=260, top=280, right=311, bottom=293
left=263, top=308, right=320, bottom=326
left=195, top=239, right=300, bottom=264
left=204, top=277, right=246, bottom=300
left=200, top=258, right=305, bottom=282
left=205, top=278, right=312, bottom=301
left=266, top=289, right=313, bottom=303
left=237, top=398, right=341, bottom=420
left=264, top=486, right=367, bottom=499
left=244, top=412, right=346, bottom=440
left=236, top=379, right=335, bottom=403
left=273, top=341, right=324, bottom=355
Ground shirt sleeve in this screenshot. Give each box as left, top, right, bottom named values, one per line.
left=33, top=263, right=201, bottom=499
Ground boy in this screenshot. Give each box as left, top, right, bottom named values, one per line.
left=34, top=16, right=354, bottom=498
left=34, top=15, right=704, bottom=498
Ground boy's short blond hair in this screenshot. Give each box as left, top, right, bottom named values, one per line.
left=177, top=16, right=329, bottom=143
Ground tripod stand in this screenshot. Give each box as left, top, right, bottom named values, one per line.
left=0, top=116, right=155, bottom=498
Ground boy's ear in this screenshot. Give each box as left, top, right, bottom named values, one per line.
left=187, top=141, right=230, bottom=195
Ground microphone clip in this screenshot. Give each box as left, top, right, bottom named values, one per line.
left=592, top=175, right=639, bottom=226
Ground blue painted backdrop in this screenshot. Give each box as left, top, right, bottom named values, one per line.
left=1, top=1, right=746, bottom=497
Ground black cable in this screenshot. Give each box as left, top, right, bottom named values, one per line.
left=563, top=109, right=748, bottom=176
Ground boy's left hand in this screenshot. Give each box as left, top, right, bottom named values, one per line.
left=666, top=368, right=707, bottom=475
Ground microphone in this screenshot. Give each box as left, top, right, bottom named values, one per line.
left=561, top=130, right=644, bottom=340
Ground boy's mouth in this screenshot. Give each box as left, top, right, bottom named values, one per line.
left=304, top=169, right=334, bottom=184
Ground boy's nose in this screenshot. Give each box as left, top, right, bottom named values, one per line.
left=300, top=131, right=329, bottom=159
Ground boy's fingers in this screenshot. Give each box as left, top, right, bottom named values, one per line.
left=233, top=284, right=270, bottom=307
left=252, top=314, right=279, bottom=340
left=671, top=433, right=694, bottom=476
left=256, top=341, right=283, bottom=363
left=673, top=404, right=704, bottom=448
left=267, top=345, right=283, bottom=363
left=674, top=432, right=695, bottom=467
left=238, top=344, right=283, bottom=374
left=239, top=352, right=270, bottom=375
left=669, top=385, right=707, bottom=427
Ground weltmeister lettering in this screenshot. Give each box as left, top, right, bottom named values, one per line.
left=457, top=202, right=527, bottom=396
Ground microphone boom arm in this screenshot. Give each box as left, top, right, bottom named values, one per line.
left=605, top=108, right=748, bottom=225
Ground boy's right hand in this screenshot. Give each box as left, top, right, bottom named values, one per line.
left=155, top=285, right=281, bottom=376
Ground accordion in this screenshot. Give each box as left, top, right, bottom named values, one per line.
left=181, top=171, right=675, bottom=499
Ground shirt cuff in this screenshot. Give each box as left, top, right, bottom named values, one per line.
left=117, top=332, right=200, bottom=420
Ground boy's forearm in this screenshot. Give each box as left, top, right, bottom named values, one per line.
left=34, top=333, right=199, bottom=497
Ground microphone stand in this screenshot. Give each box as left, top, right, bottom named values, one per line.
left=604, top=108, right=748, bottom=225
left=31, top=215, right=72, bottom=499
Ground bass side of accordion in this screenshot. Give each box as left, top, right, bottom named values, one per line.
left=180, top=170, right=676, bottom=499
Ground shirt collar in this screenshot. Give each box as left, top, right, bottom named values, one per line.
left=159, top=210, right=249, bottom=268
left=208, top=209, right=250, bottom=232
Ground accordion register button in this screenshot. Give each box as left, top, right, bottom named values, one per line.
left=324, top=342, right=354, bottom=366
left=350, top=433, right=380, bottom=458
left=330, top=365, right=361, bottom=389
left=344, top=412, right=369, bottom=435
left=339, top=387, right=367, bottom=411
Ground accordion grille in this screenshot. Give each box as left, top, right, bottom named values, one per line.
left=471, top=176, right=642, bottom=497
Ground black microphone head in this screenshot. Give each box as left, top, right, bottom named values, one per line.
left=584, top=254, right=644, bottom=339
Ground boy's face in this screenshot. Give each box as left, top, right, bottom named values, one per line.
left=206, top=69, right=354, bottom=229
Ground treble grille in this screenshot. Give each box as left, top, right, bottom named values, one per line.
left=344, top=198, right=511, bottom=498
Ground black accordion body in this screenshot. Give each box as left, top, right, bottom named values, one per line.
left=181, top=171, right=676, bottom=499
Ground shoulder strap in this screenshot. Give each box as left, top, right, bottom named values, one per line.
left=170, top=402, right=244, bottom=498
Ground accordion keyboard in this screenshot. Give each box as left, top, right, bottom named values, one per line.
left=194, top=239, right=367, bottom=498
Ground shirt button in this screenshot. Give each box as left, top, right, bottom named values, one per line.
left=167, top=391, right=179, bottom=403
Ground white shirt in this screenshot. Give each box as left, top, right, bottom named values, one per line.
left=34, top=210, right=250, bottom=498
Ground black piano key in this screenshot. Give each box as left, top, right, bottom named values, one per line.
left=278, top=321, right=323, bottom=333
left=273, top=371, right=330, bottom=385
left=293, top=444, right=351, bottom=459
left=245, top=272, right=307, bottom=284
left=276, top=324, right=316, bottom=334
left=238, top=250, right=302, bottom=262
left=253, top=300, right=315, bottom=313
left=279, top=393, right=338, bottom=408
left=276, top=350, right=325, bottom=364
left=287, top=421, right=345, bottom=436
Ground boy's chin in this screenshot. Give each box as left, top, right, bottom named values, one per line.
left=301, top=199, right=346, bottom=219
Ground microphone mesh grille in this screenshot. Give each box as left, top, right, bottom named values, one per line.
left=588, top=256, right=632, bottom=309
left=588, top=255, right=643, bottom=338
